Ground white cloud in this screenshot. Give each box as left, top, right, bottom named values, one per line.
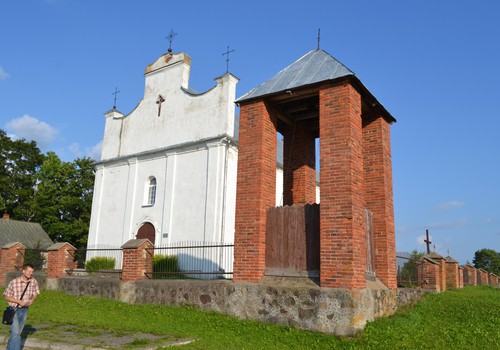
left=485, top=218, right=494, bottom=224
left=5, top=115, right=58, bottom=150
left=86, top=140, right=102, bottom=160
left=0, top=66, right=9, bottom=80
left=397, top=218, right=469, bottom=235
left=430, top=200, right=465, bottom=214
left=68, top=140, right=102, bottom=160
left=417, top=234, right=432, bottom=246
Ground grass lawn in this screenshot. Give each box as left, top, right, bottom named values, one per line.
left=4, top=286, right=499, bottom=349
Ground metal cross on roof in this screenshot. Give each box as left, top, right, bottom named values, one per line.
left=424, top=229, right=432, bottom=254
left=222, top=46, right=235, bottom=73
left=317, top=28, right=321, bottom=50
left=112, top=87, right=120, bottom=109
left=166, top=29, right=177, bottom=53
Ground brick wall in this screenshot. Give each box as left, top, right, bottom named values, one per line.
left=319, top=84, right=366, bottom=289
left=0, top=243, right=25, bottom=284
left=417, top=258, right=440, bottom=291
left=445, top=261, right=459, bottom=289
left=362, top=116, right=396, bottom=289
left=121, top=239, right=154, bottom=282
left=283, top=119, right=316, bottom=205
left=47, top=243, right=77, bottom=279
left=464, top=265, right=477, bottom=286
left=233, top=100, right=277, bottom=282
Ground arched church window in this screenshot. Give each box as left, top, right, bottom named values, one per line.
left=145, top=177, right=157, bottom=206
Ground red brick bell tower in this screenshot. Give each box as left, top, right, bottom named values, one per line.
left=233, top=49, right=397, bottom=290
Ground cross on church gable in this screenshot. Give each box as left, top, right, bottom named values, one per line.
left=156, top=95, right=165, bottom=117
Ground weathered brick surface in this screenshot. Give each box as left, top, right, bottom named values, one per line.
left=47, top=243, right=77, bottom=279
left=362, top=116, right=396, bottom=289
left=319, top=84, right=366, bottom=289
left=458, top=267, right=464, bottom=288
left=445, top=261, right=459, bottom=289
left=121, top=240, right=154, bottom=282
left=463, top=265, right=477, bottom=286
left=417, top=258, right=441, bottom=291
left=283, top=119, right=316, bottom=205
left=0, top=243, right=25, bottom=286
left=233, top=100, right=277, bottom=282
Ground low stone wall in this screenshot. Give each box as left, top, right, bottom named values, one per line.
left=43, top=276, right=407, bottom=336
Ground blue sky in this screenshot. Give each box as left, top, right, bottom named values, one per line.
left=1, top=0, right=499, bottom=264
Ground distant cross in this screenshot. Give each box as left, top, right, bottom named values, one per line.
left=447, top=249, right=450, bottom=256
left=112, top=87, right=120, bottom=109
left=156, top=95, right=165, bottom=117
left=222, top=46, right=235, bottom=73
left=424, top=229, right=432, bottom=254
left=166, top=29, right=177, bottom=53
left=317, top=28, right=321, bottom=50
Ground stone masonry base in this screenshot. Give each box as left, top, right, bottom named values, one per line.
left=35, top=275, right=427, bottom=336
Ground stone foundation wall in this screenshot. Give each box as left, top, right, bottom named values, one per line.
left=38, top=276, right=425, bottom=335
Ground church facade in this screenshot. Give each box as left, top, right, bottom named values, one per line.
left=87, top=53, right=239, bottom=265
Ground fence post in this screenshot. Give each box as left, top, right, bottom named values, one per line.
left=121, top=239, right=154, bottom=282
left=47, top=242, right=77, bottom=279
left=0, top=242, right=25, bottom=286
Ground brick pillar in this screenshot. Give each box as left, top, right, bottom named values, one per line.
left=362, top=116, right=396, bottom=289
left=458, top=267, right=464, bottom=288
left=445, top=259, right=459, bottom=289
left=464, top=265, right=476, bottom=286
left=283, top=119, right=316, bottom=205
left=233, top=100, right=277, bottom=282
left=47, top=243, right=77, bottom=279
left=417, top=258, right=440, bottom=291
left=0, top=242, right=25, bottom=285
left=121, top=239, right=154, bottom=282
left=319, top=84, right=366, bottom=289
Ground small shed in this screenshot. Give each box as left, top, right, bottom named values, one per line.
left=0, top=215, right=53, bottom=249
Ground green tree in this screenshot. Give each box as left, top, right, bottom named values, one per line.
left=0, top=130, right=45, bottom=220
left=397, top=249, right=424, bottom=287
left=473, top=248, right=500, bottom=275
left=34, top=152, right=94, bottom=247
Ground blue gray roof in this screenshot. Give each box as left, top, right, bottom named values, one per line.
left=236, top=49, right=354, bottom=103
left=0, top=219, right=53, bottom=249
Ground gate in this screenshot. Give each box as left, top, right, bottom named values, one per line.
left=265, top=203, right=319, bottom=277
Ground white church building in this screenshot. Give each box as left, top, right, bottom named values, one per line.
left=87, top=50, right=319, bottom=270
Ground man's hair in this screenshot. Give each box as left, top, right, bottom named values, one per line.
left=22, top=263, right=35, bottom=270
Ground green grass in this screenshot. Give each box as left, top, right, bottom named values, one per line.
left=8, top=286, right=500, bottom=349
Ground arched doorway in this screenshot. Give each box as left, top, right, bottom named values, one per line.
left=136, top=222, right=156, bottom=245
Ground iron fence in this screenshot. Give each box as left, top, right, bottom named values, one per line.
left=18, top=248, right=48, bottom=271
left=396, top=253, right=419, bottom=288
left=146, top=241, right=234, bottom=280
left=76, top=245, right=124, bottom=272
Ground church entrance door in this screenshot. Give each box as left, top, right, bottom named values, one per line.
left=136, top=223, right=156, bottom=245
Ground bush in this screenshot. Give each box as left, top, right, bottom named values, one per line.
left=85, top=257, right=116, bottom=273
left=153, top=254, right=182, bottom=279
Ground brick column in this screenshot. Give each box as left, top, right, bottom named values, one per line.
left=283, top=119, right=316, bottom=205
left=121, top=239, right=154, bottom=282
left=233, top=100, right=277, bottom=282
left=458, top=267, right=464, bottom=288
left=47, top=243, right=77, bottom=279
left=464, top=265, right=476, bottom=286
left=0, top=242, right=25, bottom=285
left=319, top=84, right=366, bottom=289
left=417, top=258, right=440, bottom=291
left=445, top=257, right=459, bottom=289
left=362, top=116, right=396, bottom=289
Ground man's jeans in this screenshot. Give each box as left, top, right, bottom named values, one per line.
left=6, top=307, right=28, bottom=350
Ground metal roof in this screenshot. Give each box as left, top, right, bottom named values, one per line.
left=0, top=219, right=53, bottom=249
left=236, top=49, right=354, bottom=103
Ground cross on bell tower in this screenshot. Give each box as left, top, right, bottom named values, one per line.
left=424, top=229, right=432, bottom=254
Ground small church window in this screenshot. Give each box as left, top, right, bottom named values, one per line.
left=146, top=177, right=157, bottom=205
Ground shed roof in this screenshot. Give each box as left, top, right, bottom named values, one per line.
left=237, top=49, right=354, bottom=103
left=0, top=219, right=53, bottom=249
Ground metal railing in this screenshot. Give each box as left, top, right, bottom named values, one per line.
left=76, top=245, right=124, bottom=271
left=146, top=241, right=234, bottom=280
left=18, top=248, right=48, bottom=271
left=396, top=253, right=419, bottom=288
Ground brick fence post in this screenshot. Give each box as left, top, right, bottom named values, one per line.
left=458, top=266, right=464, bottom=288
left=0, top=242, right=25, bottom=286
left=47, top=243, right=77, bottom=279
left=121, top=239, right=154, bottom=282
left=445, top=256, right=459, bottom=289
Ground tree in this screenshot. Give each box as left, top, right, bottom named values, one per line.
left=473, top=249, right=500, bottom=275
left=397, top=249, right=424, bottom=288
left=0, top=130, right=45, bottom=220
left=33, top=152, right=94, bottom=247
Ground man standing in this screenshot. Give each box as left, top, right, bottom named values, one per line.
left=3, top=264, right=40, bottom=350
